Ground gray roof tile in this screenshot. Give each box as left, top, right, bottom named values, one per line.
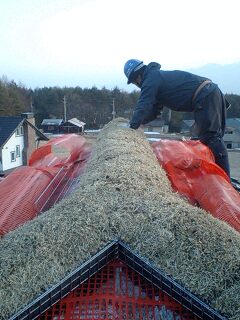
left=0, top=116, right=23, bottom=147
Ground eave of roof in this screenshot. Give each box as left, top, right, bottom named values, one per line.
left=25, top=120, right=49, bottom=141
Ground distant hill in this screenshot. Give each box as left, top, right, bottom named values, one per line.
left=187, top=62, right=240, bottom=95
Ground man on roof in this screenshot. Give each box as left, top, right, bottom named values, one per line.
left=124, top=59, right=231, bottom=178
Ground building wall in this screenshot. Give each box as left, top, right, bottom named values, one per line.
left=233, top=142, right=240, bottom=148
left=224, top=132, right=240, bottom=149
left=145, top=126, right=164, bottom=133
left=228, top=150, right=240, bottom=179
left=42, top=125, right=60, bottom=134
left=1, top=131, right=24, bottom=171
left=23, top=118, right=36, bottom=165
left=59, top=124, right=83, bottom=134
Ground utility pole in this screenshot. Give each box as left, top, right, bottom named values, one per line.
left=168, top=108, right=171, bottom=124
left=112, top=98, right=116, bottom=119
left=168, top=108, right=171, bottom=133
left=63, top=96, right=67, bottom=122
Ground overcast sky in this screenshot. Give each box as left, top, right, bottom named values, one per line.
left=1, top=0, right=239, bottom=90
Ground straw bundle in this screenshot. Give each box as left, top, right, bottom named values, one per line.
left=0, top=118, right=240, bottom=319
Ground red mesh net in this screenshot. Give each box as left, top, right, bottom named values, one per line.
left=152, top=140, right=240, bottom=232
left=38, top=260, right=199, bottom=320
left=0, top=135, right=92, bottom=236
left=29, top=134, right=87, bottom=167
left=0, top=166, right=55, bottom=235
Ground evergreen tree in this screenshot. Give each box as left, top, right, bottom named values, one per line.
left=1, top=74, right=240, bottom=131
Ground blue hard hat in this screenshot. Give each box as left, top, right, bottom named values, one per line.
left=124, top=59, right=144, bottom=84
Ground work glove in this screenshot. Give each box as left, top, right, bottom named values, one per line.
left=118, top=122, right=130, bottom=129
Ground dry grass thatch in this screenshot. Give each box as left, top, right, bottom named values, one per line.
left=0, top=118, right=240, bottom=319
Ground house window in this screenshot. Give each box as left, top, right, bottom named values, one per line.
left=10, top=151, right=16, bottom=162
left=48, top=126, right=54, bottom=131
left=16, top=145, right=20, bottom=157
left=16, top=126, right=24, bottom=136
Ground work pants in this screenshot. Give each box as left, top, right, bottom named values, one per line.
left=193, top=87, right=230, bottom=178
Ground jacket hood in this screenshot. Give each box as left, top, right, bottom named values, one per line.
left=139, top=62, right=161, bottom=87
left=147, top=62, right=161, bottom=70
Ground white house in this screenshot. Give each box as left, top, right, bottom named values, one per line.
left=0, top=122, right=24, bottom=171
left=0, top=113, right=49, bottom=174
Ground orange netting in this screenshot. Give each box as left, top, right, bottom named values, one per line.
left=152, top=140, right=240, bottom=232
left=29, top=134, right=87, bottom=167
left=0, top=166, right=55, bottom=235
left=0, top=135, right=92, bottom=236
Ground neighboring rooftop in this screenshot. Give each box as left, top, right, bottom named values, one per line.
left=41, top=119, right=63, bottom=126
left=0, top=116, right=23, bottom=147
left=66, top=118, right=85, bottom=128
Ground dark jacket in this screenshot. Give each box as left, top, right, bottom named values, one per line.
left=130, top=62, right=217, bottom=129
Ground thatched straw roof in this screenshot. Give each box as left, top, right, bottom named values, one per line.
left=0, top=118, right=240, bottom=319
